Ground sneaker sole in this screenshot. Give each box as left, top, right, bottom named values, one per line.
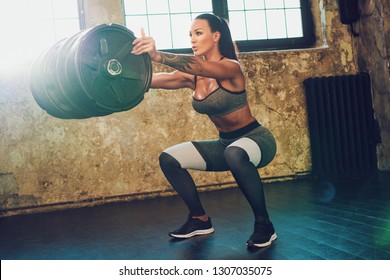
left=169, top=227, right=215, bottom=239
left=247, top=233, right=277, bottom=248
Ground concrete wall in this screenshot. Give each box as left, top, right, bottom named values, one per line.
left=354, top=0, right=390, bottom=170
left=2, top=0, right=386, bottom=216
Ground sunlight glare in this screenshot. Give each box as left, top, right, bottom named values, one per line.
left=0, top=0, right=79, bottom=72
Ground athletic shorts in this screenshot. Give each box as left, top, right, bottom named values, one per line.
left=163, top=120, right=277, bottom=172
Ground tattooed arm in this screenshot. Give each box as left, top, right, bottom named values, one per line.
left=131, top=30, right=242, bottom=81
left=131, top=37, right=202, bottom=74
left=157, top=52, right=197, bottom=73
left=136, top=48, right=241, bottom=81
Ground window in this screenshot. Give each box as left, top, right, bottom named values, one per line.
left=0, top=0, right=83, bottom=69
left=123, top=0, right=213, bottom=50
left=123, top=0, right=315, bottom=52
left=227, top=0, right=315, bottom=51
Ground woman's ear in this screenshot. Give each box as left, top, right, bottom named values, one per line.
left=213, top=31, right=221, bottom=43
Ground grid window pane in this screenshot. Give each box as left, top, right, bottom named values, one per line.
left=285, top=0, right=301, bottom=8
left=54, top=19, right=81, bottom=39
left=266, top=10, right=287, bottom=38
left=169, top=0, right=191, bottom=13
left=30, top=0, right=52, bottom=19
left=265, top=0, right=285, bottom=9
left=147, top=0, right=169, bottom=14
left=246, top=10, right=267, bottom=40
left=53, top=0, right=79, bottom=18
left=190, top=0, right=212, bottom=12
left=149, top=15, right=171, bottom=49
left=228, top=0, right=245, bottom=10
left=124, top=0, right=147, bottom=15
left=171, top=14, right=192, bottom=48
left=126, top=15, right=149, bottom=37
left=229, top=11, right=247, bottom=40
left=245, top=0, right=265, bottom=10
left=227, top=0, right=305, bottom=42
left=286, top=9, right=303, bottom=37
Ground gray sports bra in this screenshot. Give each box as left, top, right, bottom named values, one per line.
left=192, top=76, right=247, bottom=118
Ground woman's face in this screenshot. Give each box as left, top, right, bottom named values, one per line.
left=189, top=19, right=219, bottom=57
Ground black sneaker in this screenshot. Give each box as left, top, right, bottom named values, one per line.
left=246, top=218, right=277, bottom=248
left=169, top=214, right=214, bottom=239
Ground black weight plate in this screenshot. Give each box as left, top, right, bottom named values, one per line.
left=30, top=39, right=88, bottom=119
left=75, top=24, right=151, bottom=112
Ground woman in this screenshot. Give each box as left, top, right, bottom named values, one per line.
left=131, top=13, right=277, bottom=248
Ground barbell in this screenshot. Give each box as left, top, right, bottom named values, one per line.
left=30, top=23, right=152, bottom=119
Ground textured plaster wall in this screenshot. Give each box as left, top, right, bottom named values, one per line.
left=0, top=0, right=361, bottom=216
left=355, top=0, right=390, bottom=170
left=83, top=0, right=124, bottom=26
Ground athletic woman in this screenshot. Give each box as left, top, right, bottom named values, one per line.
left=132, top=13, right=277, bottom=247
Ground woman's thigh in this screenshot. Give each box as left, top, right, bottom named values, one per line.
left=163, top=140, right=228, bottom=171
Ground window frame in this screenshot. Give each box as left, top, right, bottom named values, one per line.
left=220, top=0, right=316, bottom=52
left=77, top=0, right=86, bottom=31
left=122, top=0, right=316, bottom=53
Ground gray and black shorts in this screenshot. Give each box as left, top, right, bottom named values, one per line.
left=163, top=120, right=277, bottom=172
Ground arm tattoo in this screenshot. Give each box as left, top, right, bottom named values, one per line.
left=159, top=52, right=197, bottom=72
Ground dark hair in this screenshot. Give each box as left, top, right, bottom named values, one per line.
left=195, top=13, right=238, bottom=61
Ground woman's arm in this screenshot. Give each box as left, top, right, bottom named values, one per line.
left=151, top=71, right=194, bottom=89
left=131, top=29, right=242, bottom=81
left=154, top=52, right=242, bottom=81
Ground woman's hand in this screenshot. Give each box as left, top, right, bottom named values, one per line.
left=131, top=28, right=161, bottom=62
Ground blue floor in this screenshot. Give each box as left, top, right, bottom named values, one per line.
left=1, top=172, right=390, bottom=260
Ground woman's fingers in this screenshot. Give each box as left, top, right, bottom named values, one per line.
left=131, top=28, right=159, bottom=61
left=132, top=37, right=152, bottom=54
left=132, top=28, right=154, bottom=55
left=140, top=27, right=146, bottom=38
left=132, top=43, right=152, bottom=55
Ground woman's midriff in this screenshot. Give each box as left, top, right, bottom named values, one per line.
left=210, top=105, right=257, bottom=133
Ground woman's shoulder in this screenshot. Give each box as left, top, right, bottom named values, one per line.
left=220, top=57, right=240, bottom=64
left=220, top=57, right=243, bottom=73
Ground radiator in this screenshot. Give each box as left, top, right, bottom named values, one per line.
left=303, top=73, right=378, bottom=180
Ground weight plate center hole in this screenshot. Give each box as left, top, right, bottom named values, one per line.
left=107, top=59, right=123, bottom=76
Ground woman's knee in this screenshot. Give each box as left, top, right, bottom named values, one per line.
left=224, top=146, right=249, bottom=170
left=159, top=152, right=181, bottom=170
